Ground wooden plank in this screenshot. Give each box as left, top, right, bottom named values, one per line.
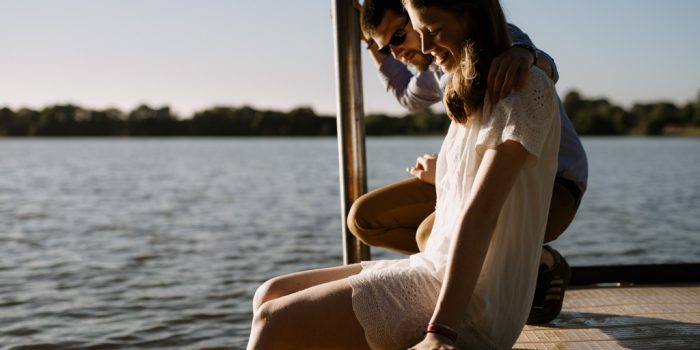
left=514, top=285, right=700, bottom=350
left=570, top=264, right=700, bottom=286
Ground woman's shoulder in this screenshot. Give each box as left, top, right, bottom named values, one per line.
left=521, top=66, right=556, bottom=102
left=479, top=67, right=558, bottom=139
left=476, top=67, right=560, bottom=163
left=488, top=67, right=556, bottom=118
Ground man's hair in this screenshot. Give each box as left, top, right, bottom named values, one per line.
left=403, top=0, right=511, bottom=124
left=360, top=0, right=406, bottom=37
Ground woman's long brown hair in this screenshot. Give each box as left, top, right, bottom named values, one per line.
left=404, top=0, right=511, bottom=124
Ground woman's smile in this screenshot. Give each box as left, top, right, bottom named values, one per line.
left=432, top=50, right=455, bottom=71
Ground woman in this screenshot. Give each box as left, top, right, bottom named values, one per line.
left=247, top=0, right=560, bottom=348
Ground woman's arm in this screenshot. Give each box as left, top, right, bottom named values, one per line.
left=433, top=140, right=529, bottom=324
left=410, top=140, right=530, bottom=349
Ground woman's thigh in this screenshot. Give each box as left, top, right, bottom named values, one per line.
left=250, top=276, right=370, bottom=350
left=254, top=264, right=362, bottom=312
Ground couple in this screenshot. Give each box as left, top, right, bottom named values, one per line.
left=351, top=0, right=587, bottom=325
left=248, top=0, right=587, bottom=349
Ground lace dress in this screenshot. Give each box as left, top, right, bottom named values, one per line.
left=348, top=68, right=561, bottom=350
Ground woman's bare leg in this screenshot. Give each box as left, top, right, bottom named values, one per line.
left=248, top=264, right=369, bottom=350
left=252, top=264, right=361, bottom=312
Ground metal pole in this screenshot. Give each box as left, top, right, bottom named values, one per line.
left=331, top=0, right=370, bottom=264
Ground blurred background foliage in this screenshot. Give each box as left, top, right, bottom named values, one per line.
left=1, top=90, right=699, bottom=137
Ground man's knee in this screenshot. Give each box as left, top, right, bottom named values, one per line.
left=415, top=212, right=435, bottom=252
left=347, top=195, right=384, bottom=245
left=347, top=195, right=370, bottom=234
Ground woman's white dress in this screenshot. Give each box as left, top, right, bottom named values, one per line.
left=349, top=68, right=561, bottom=350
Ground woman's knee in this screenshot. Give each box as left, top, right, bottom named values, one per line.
left=253, top=277, right=288, bottom=313
left=249, top=279, right=364, bottom=350
left=249, top=300, right=283, bottom=350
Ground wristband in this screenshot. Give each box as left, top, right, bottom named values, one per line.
left=512, top=43, right=538, bottom=65
left=425, top=322, right=458, bottom=343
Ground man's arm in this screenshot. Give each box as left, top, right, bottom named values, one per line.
left=377, top=56, right=443, bottom=111
left=488, top=24, right=561, bottom=102
left=366, top=35, right=442, bottom=111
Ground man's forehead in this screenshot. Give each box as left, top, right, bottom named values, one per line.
left=373, top=9, right=407, bottom=43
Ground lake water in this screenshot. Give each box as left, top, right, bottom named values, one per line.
left=1, top=137, right=699, bottom=349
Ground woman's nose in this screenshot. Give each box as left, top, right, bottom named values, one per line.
left=421, top=36, right=434, bottom=54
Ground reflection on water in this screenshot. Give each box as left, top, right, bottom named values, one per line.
left=0, top=137, right=698, bottom=348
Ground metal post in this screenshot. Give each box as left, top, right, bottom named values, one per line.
left=331, top=0, right=370, bottom=264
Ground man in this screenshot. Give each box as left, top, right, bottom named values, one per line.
left=347, top=0, right=588, bottom=324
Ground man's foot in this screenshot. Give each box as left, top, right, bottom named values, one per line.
left=527, top=245, right=571, bottom=325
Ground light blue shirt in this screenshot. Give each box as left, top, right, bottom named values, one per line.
left=375, top=24, right=588, bottom=193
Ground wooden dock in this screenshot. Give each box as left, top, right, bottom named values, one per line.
left=514, top=284, right=700, bottom=349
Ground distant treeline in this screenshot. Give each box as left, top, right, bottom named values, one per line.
left=0, top=104, right=449, bottom=137
left=1, top=91, right=699, bottom=137
left=564, top=91, right=700, bottom=135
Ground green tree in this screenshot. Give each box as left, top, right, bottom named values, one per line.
left=83, top=108, right=126, bottom=136
left=191, top=107, right=241, bottom=136
left=404, top=108, right=450, bottom=134
left=288, top=107, right=317, bottom=135
left=0, top=107, right=17, bottom=136
left=128, top=105, right=180, bottom=136
left=564, top=92, right=622, bottom=135
left=693, top=90, right=700, bottom=126
left=365, top=113, right=401, bottom=135
left=632, top=102, right=679, bottom=135
left=35, top=105, right=85, bottom=136
left=15, top=109, right=41, bottom=136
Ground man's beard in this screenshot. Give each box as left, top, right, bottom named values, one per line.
left=404, top=51, right=432, bottom=72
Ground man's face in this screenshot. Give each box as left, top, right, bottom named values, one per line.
left=371, top=9, right=432, bottom=72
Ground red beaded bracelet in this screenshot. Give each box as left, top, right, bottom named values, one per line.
left=425, top=322, right=458, bottom=343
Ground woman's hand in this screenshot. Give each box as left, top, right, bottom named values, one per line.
left=407, top=153, right=437, bottom=185
left=408, top=332, right=457, bottom=350
left=487, top=45, right=534, bottom=103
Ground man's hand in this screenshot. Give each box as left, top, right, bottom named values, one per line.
left=351, top=0, right=373, bottom=46
left=407, top=153, right=438, bottom=185
left=487, top=45, right=534, bottom=103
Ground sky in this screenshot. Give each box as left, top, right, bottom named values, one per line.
left=1, top=0, right=699, bottom=117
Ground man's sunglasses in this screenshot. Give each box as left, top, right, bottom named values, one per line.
left=377, top=17, right=411, bottom=55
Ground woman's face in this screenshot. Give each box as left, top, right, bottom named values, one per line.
left=405, top=4, right=470, bottom=73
